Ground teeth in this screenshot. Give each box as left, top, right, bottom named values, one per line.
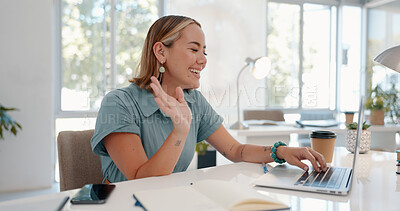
left=189, top=69, right=200, bottom=74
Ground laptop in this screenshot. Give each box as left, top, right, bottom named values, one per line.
left=254, top=97, right=365, bottom=196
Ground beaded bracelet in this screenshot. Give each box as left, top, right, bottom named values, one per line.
left=271, top=141, right=287, bottom=164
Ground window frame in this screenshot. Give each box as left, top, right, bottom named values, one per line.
left=267, top=0, right=366, bottom=114
left=54, top=0, right=370, bottom=117
left=54, top=0, right=164, bottom=119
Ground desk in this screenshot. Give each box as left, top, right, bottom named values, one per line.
left=228, top=124, right=400, bottom=152
left=0, top=148, right=399, bottom=211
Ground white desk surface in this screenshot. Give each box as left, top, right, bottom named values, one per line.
left=0, top=148, right=399, bottom=211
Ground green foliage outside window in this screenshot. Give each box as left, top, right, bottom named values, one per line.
left=61, top=0, right=158, bottom=110
left=365, top=85, right=387, bottom=111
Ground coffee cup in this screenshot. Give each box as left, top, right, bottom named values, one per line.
left=310, top=130, right=336, bottom=163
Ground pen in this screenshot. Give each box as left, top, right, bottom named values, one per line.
left=56, top=196, right=69, bottom=211
left=262, top=162, right=268, bottom=174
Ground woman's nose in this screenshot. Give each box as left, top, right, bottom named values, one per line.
left=198, top=53, right=207, bottom=67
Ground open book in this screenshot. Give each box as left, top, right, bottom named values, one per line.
left=133, top=179, right=289, bottom=211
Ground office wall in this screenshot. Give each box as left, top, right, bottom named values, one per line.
left=165, top=0, right=267, bottom=125
left=0, top=0, right=54, bottom=192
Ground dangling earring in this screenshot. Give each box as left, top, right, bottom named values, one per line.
left=158, top=61, right=165, bottom=84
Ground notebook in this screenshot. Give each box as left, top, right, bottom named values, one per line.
left=133, top=179, right=289, bottom=211
left=254, top=97, right=365, bottom=195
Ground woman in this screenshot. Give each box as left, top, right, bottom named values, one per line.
left=91, top=15, right=327, bottom=183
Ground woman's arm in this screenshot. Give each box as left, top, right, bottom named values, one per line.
left=103, top=128, right=189, bottom=180
left=206, top=125, right=327, bottom=172
left=103, top=76, right=192, bottom=180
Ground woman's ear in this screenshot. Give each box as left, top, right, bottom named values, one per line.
left=153, top=42, right=166, bottom=63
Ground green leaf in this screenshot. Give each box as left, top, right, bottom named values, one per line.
left=11, top=126, right=17, bottom=136
left=0, top=105, right=22, bottom=139
left=346, top=121, right=370, bottom=130
left=3, top=108, right=17, bottom=112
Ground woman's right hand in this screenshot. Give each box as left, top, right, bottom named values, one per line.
left=150, top=76, right=192, bottom=134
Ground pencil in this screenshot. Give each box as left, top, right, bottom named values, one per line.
left=262, top=162, right=268, bottom=174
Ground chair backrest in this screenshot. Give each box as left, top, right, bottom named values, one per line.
left=243, top=109, right=285, bottom=121
left=57, top=129, right=103, bottom=191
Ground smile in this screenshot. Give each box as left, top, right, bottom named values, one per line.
left=189, top=68, right=201, bottom=79
left=189, top=69, right=201, bottom=74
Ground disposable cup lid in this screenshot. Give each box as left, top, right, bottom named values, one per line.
left=309, top=130, right=336, bottom=139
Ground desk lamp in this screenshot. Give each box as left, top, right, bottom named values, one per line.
left=230, top=57, right=271, bottom=130
left=374, top=45, right=400, bottom=73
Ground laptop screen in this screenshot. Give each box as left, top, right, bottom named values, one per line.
left=349, top=96, right=365, bottom=187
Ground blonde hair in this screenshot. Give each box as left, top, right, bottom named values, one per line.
left=130, top=15, right=201, bottom=90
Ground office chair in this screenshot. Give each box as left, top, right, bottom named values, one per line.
left=57, top=129, right=103, bottom=191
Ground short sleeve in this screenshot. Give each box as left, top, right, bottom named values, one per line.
left=193, top=91, right=224, bottom=142
left=91, top=90, right=141, bottom=156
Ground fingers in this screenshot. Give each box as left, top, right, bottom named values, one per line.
left=296, top=148, right=321, bottom=172
left=150, top=77, right=188, bottom=118
left=290, top=159, right=310, bottom=172
left=150, top=76, right=163, bottom=97
left=175, top=87, right=186, bottom=103
left=283, top=147, right=328, bottom=172
left=308, top=147, right=327, bottom=171
left=150, top=76, right=171, bottom=105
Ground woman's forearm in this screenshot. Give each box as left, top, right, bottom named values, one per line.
left=232, top=144, right=275, bottom=163
left=134, top=128, right=189, bottom=179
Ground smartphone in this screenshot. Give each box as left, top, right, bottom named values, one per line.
left=70, top=184, right=116, bottom=204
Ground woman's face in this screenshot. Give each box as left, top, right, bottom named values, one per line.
left=162, top=23, right=207, bottom=90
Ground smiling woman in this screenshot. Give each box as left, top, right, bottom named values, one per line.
left=130, top=16, right=206, bottom=92
left=90, top=15, right=327, bottom=184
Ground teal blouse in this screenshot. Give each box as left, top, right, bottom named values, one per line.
left=91, top=83, right=223, bottom=183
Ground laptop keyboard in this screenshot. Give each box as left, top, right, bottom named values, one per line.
left=294, top=167, right=347, bottom=189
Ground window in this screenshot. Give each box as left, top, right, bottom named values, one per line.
left=55, top=0, right=159, bottom=181
left=339, top=6, right=362, bottom=112
left=266, top=3, right=300, bottom=108
left=367, top=3, right=400, bottom=92
left=266, top=1, right=364, bottom=114
left=57, top=0, right=369, bottom=130
left=266, top=2, right=337, bottom=110
left=60, top=0, right=158, bottom=113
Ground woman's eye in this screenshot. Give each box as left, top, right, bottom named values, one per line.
left=191, top=48, right=198, bottom=52
left=203, top=52, right=208, bottom=56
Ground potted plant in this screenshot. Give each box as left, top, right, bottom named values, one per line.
left=0, top=104, right=22, bottom=140
left=365, top=85, right=387, bottom=125
left=345, top=121, right=371, bottom=153
left=196, top=141, right=216, bottom=169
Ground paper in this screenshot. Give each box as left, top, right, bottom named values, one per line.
left=0, top=195, right=69, bottom=211
left=133, top=179, right=289, bottom=211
